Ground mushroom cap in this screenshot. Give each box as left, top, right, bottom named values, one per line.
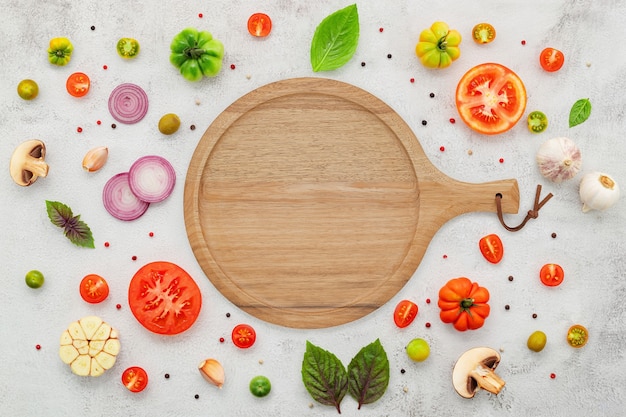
left=452, top=347, right=501, bottom=398
left=9, top=139, right=48, bottom=186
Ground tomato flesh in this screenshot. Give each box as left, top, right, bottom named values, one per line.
left=247, top=13, right=272, bottom=37
left=539, top=263, right=564, bottom=287
left=128, top=261, right=202, bottom=335
left=393, top=300, right=418, bottom=328
left=456, top=63, right=527, bottom=135
left=232, top=324, right=256, bottom=348
left=122, top=366, right=148, bottom=393
left=66, top=72, right=90, bottom=97
left=80, top=274, right=109, bottom=303
left=479, top=234, right=503, bottom=264
left=540, top=48, right=564, bottom=72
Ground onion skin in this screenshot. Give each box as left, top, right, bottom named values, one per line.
left=579, top=171, right=620, bottom=212
left=536, top=137, right=581, bottom=183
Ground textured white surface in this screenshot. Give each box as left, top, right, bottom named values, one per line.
left=2, top=0, right=625, bottom=416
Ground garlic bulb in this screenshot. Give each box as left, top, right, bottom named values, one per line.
left=536, top=137, right=581, bottom=183
left=579, top=171, right=620, bottom=212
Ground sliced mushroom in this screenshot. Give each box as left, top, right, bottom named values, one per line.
left=452, top=347, right=505, bottom=398
left=10, top=139, right=49, bottom=186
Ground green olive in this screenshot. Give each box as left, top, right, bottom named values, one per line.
left=158, top=113, right=181, bottom=135
left=25, top=270, right=45, bottom=288
left=527, top=330, right=547, bottom=352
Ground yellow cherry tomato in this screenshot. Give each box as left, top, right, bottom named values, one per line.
left=17, top=79, right=39, bottom=100
left=472, top=23, right=496, bottom=44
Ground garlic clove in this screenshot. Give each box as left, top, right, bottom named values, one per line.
left=536, top=137, right=581, bottom=183
left=198, top=358, right=225, bottom=388
left=579, top=171, right=620, bottom=212
left=82, top=146, right=108, bottom=172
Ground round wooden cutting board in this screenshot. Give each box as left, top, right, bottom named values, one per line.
left=184, top=77, right=519, bottom=329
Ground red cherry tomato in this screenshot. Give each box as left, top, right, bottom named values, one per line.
left=455, top=63, right=527, bottom=135
left=232, top=324, right=256, bottom=348
left=122, top=366, right=148, bottom=393
left=479, top=234, right=504, bottom=264
left=66, top=72, right=90, bottom=97
left=539, top=48, right=564, bottom=72
left=247, top=13, right=272, bottom=37
left=540, top=263, right=564, bottom=286
left=79, top=274, right=110, bottom=304
left=393, top=300, right=418, bottom=328
left=128, top=262, right=202, bottom=335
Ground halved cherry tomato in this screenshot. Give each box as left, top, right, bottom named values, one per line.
left=117, top=37, right=140, bottom=59
left=479, top=234, right=504, bottom=264
left=527, top=110, right=548, bottom=133
left=539, top=263, right=564, bottom=287
left=232, top=324, right=256, bottom=348
left=66, top=72, right=90, bottom=97
left=539, top=48, right=564, bottom=72
left=393, top=300, right=418, bottom=328
left=567, top=324, right=588, bottom=348
left=80, top=274, right=109, bottom=304
left=472, top=23, right=496, bottom=44
left=122, top=366, right=148, bottom=393
left=128, top=261, right=202, bottom=335
left=456, top=63, right=527, bottom=135
left=247, top=13, right=272, bottom=37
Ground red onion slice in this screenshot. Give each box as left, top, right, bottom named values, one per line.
left=108, top=83, right=149, bottom=124
left=128, top=155, right=176, bottom=203
left=103, top=172, right=150, bottom=221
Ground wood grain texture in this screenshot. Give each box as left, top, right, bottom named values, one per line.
left=184, top=77, right=519, bottom=328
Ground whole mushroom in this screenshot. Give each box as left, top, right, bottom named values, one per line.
left=10, top=139, right=49, bottom=186
left=452, top=347, right=505, bottom=398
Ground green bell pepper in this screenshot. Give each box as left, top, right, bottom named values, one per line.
left=170, top=28, right=224, bottom=82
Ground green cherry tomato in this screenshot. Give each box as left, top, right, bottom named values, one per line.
left=527, top=111, right=548, bottom=133
left=48, top=37, right=73, bottom=66
left=406, top=338, right=430, bottom=362
left=527, top=330, right=547, bottom=352
left=117, top=38, right=140, bottom=59
left=17, top=79, right=39, bottom=100
left=249, top=375, right=271, bottom=397
left=170, top=28, right=224, bottom=82
left=25, top=270, right=45, bottom=288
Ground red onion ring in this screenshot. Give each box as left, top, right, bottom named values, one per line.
left=128, top=155, right=176, bottom=203
left=103, top=172, right=150, bottom=221
left=108, top=83, right=149, bottom=124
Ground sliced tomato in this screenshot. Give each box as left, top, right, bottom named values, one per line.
left=456, top=63, right=527, bottom=135
left=527, top=110, right=548, bottom=133
left=539, top=263, right=564, bottom=287
left=247, top=13, right=272, bottom=37
left=128, top=261, right=202, bottom=335
left=539, top=48, right=564, bottom=72
left=122, top=366, right=148, bottom=393
left=80, top=274, right=109, bottom=304
left=232, top=324, right=256, bottom=348
left=393, top=300, right=418, bottom=328
left=66, top=72, right=90, bottom=97
left=479, top=234, right=504, bottom=264
left=472, top=23, right=496, bottom=44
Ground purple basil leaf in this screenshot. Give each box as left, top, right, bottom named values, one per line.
left=302, top=341, right=348, bottom=414
left=64, top=215, right=95, bottom=248
left=347, top=339, right=389, bottom=409
left=45, top=200, right=73, bottom=228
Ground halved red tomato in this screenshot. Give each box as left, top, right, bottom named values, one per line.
left=80, top=274, right=109, bottom=304
left=393, top=300, right=418, bottom=328
left=539, top=263, right=564, bottom=287
left=456, top=63, right=527, bottom=135
left=66, top=72, right=90, bottom=97
left=247, top=13, right=272, bottom=37
left=479, top=234, right=504, bottom=264
left=128, top=261, right=202, bottom=335
left=539, top=48, right=564, bottom=72
left=232, top=324, right=256, bottom=348
left=122, top=366, right=148, bottom=393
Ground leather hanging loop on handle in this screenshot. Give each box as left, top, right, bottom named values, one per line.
left=495, top=184, right=553, bottom=232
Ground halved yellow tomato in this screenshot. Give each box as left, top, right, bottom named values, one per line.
left=455, top=63, right=527, bottom=135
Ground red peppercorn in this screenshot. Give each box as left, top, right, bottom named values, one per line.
left=550, top=373, right=556, bottom=379
left=425, top=322, right=431, bottom=328
left=521, top=40, right=526, bottom=45
left=230, top=64, right=236, bottom=70
left=132, top=256, right=137, bottom=261
left=149, top=232, right=154, bottom=237
left=442, top=254, right=448, bottom=259
left=499, top=158, right=504, bottom=163
left=379, top=28, right=384, bottom=33
left=104, top=242, right=110, bottom=247
left=449, top=118, right=456, bottom=124
left=439, top=146, right=445, bottom=152
left=219, top=337, right=225, bottom=343
left=426, top=298, right=431, bottom=304
left=116, top=304, right=122, bottom=309
left=198, top=13, right=203, bottom=18
left=77, top=127, right=83, bottom=133
left=103, top=65, right=108, bottom=70
left=410, top=78, right=415, bottom=83
left=36, top=344, right=41, bottom=350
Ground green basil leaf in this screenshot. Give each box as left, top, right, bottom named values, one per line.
left=301, top=341, right=348, bottom=414
left=46, top=200, right=95, bottom=248
left=46, top=200, right=73, bottom=228
left=310, top=4, right=359, bottom=72
left=347, top=339, right=390, bottom=409
left=569, top=98, right=592, bottom=127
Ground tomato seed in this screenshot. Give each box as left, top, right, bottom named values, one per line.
left=230, top=64, right=235, bottom=70
left=439, top=146, right=445, bottom=152
left=116, top=304, right=122, bottom=309
left=36, top=344, right=41, bottom=350
left=77, top=127, right=83, bottom=133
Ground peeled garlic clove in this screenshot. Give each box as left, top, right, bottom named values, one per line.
left=579, top=171, right=620, bottom=212
left=536, top=137, right=581, bottom=183
left=198, top=358, right=225, bottom=388
left=82, top=146, right=108, bottom=172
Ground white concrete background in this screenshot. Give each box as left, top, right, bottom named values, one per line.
left=2, top=0, right=625, bottom=416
